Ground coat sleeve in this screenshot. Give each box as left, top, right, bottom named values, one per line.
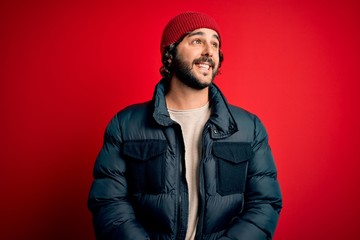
left=88, top=114, right=149, bottom=240
left=220, top=116, right=282, bottom=240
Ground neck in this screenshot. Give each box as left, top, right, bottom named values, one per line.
left=165, top=78, right=210, bottom=110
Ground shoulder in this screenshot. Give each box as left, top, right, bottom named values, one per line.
left=114, top=101, right=152, bottom=122
left=228, top=104, right=268, bottom=137
left=105, top=101, right=152, bottom=133
left=228, top=104, right=259, bottom=123
left=115, top=101, right=152, bottom=121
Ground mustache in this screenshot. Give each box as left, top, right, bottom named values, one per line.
left=192, top=57, right=215, bottom=68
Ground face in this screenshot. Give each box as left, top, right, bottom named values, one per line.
left=172, top=28, right=220, bottom=90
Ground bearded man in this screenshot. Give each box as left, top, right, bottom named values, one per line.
left=88, top=12, right=282, bottom=240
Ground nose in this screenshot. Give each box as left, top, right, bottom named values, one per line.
left=202, top=41, right=214, bottom=57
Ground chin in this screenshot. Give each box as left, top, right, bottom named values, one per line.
left=198, top=73, right=216, bottom=83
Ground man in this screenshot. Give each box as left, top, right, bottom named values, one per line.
left=88, top=12, right=282, bottom=240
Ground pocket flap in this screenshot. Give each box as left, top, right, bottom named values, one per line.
left=123, top=140, right=167, bottom=161
left=213, top=142, right=253, bottom=163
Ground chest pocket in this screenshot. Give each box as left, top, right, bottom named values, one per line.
left=213, top=142, right=253, bottom=196
left=123, top=140, right=167, bottom=194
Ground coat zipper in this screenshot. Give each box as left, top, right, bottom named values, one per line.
left=175, top=124, right=185, bottom=240
left=195, top=123, right=211, bottom=239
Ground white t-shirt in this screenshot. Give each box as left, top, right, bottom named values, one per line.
left=168, top=102, right=211, bottom=240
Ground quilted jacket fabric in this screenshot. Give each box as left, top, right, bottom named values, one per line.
left=88, top=79, right=282, bottom=240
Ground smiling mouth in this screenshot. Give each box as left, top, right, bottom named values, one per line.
left=196, top=63, right=211, bottom=70
left=193, top=57, right=215, bottom=71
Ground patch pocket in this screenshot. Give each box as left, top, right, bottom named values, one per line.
left=213, top=142, right=253, bottom=196
left=123, top=140, right=167, bottom=194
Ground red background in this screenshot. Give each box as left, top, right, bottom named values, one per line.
left=1, top=0, right=359, bottom=239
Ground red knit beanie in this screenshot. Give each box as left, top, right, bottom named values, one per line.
left=160, top=12, right=221, bottom=54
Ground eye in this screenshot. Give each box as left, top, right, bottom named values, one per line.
left=211, top=42, right=219, bottom=48
left=192, top=39, right=202, bottom=45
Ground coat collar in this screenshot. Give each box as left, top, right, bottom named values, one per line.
left=152, top=79, right=238, bottom=139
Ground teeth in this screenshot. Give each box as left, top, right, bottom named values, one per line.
left=198, top=64, right=210, bottom=70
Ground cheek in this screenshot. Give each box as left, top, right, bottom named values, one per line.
left=215, top=52, right=222, bottom=67
left=215, top=55, right=220, bottom=66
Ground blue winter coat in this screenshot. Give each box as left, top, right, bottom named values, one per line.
left=88, top=79, right=282, bottom=239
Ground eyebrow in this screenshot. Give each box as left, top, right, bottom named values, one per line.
left=187, top=31, right=220, bottom=42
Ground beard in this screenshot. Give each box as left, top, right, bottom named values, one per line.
left=172, top=53, right=218, bottom=90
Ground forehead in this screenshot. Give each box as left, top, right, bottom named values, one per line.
left=186, top=28, right=220, bottom=41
